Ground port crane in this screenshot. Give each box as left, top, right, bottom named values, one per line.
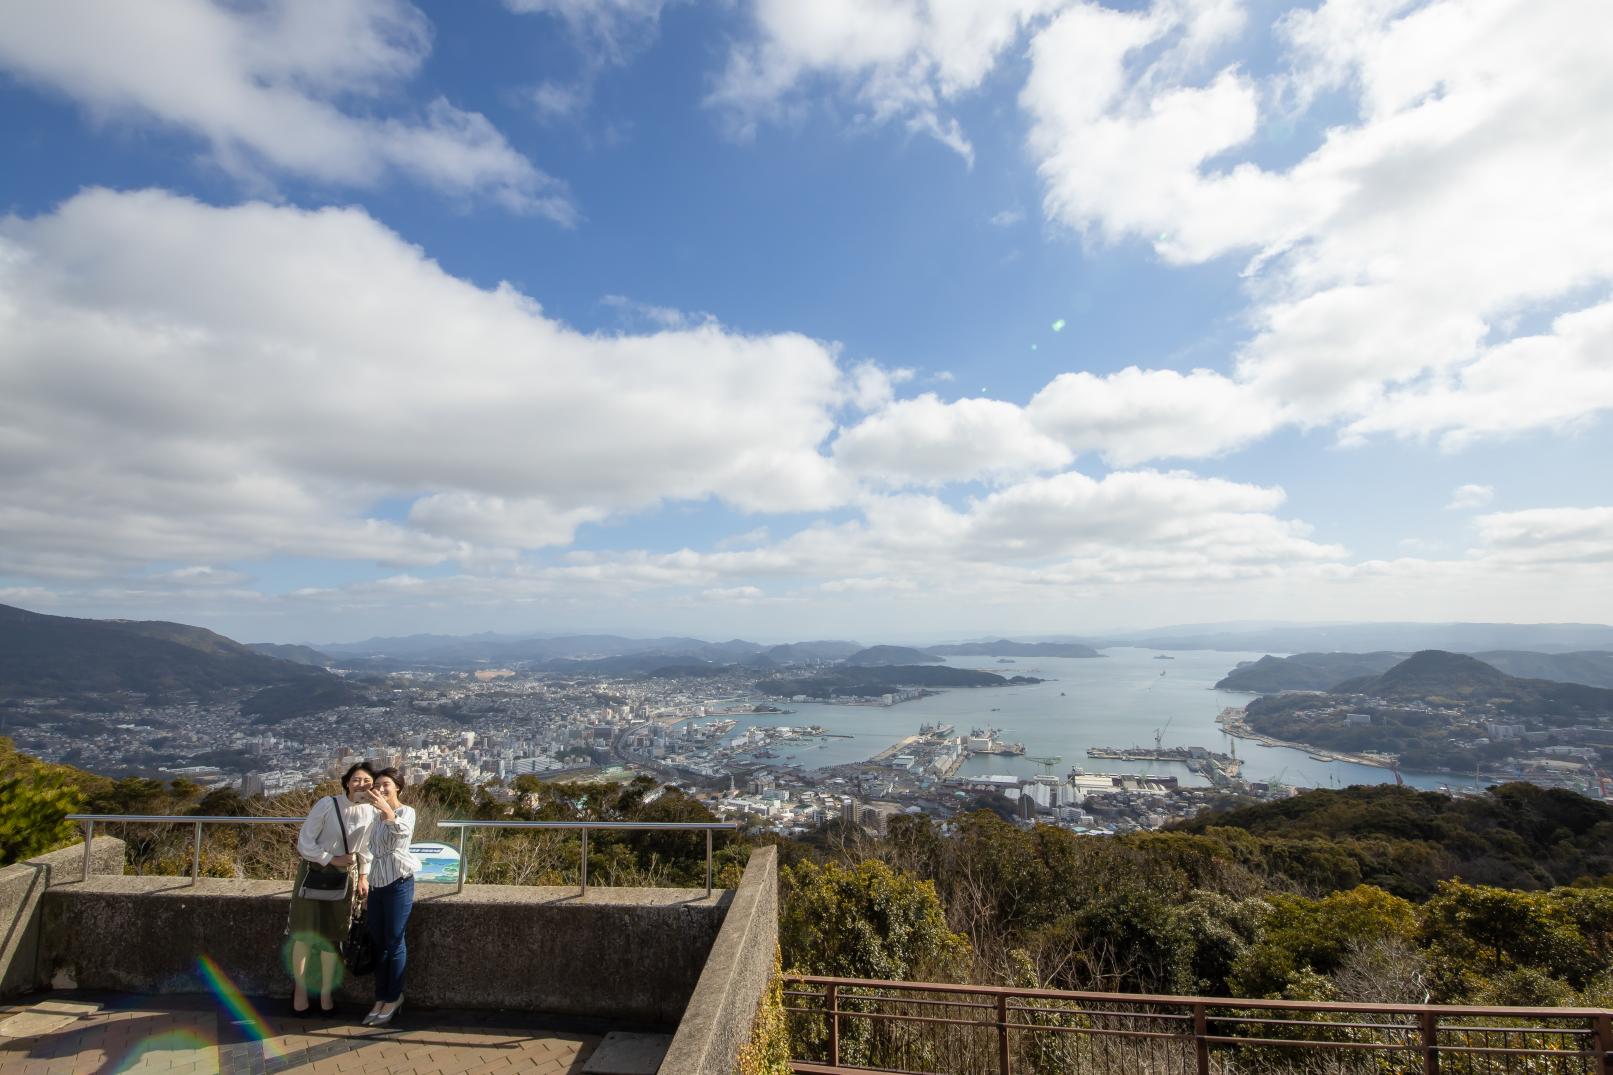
left=1026, top=755, right=1063, bottom=774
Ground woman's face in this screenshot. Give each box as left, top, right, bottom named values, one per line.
left=373, top=775, right=400, bottom=804
left=346, top=769, right=374, bottom=800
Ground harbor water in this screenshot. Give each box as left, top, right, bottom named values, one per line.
left=715, top=647, right=1481, bottom=792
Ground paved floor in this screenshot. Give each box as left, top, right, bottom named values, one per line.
left=0, top=994, right=604, bottom=1075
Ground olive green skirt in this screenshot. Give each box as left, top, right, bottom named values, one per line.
left=288, top=860, right=354, bottom=950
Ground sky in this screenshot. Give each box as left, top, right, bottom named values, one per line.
left=0, top=0, right=1610, bottom=645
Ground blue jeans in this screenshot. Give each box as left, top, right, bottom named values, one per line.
left=367, top=874, right=414, bottom=1003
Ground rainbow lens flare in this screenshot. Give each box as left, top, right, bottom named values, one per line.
left=112, top=1029, right=217, bottom=1074
left=198, top=954, right=286, bottom=1060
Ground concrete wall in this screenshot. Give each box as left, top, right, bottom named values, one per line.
left=38, top=876, right=727, bottom=1025
left=660, top=846, right=779, bottom=1075
left=0, top=838, right=126, bottom=999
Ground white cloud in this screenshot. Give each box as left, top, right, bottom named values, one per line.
left=504, top=0, right=666, bottom=64
left=0, top=0, right=570, bottom=219
left=1026, top=366, right=1280, bottom=466
left=527, top=80, right=589, bottom=122
left=1340, top=300, right=1613, bottom=450
left=844, top=362, right=916, bottom=412
left=541, top=468, right=1344, bottom=597
left=709, top=0, right=1069, bottom=160
left=1444, top=484, right=1494, bottom=511
left=1018, top=0, right=1613, bottom=444
left=834, top=394, right=1072, bottom=484
left=0, top=188, right=854, bottom=577
left=1474, top=507, right=1613, bottom=566
left=990, top=209, right=1025, bottom=227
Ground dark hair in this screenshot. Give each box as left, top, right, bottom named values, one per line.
left=373, top=767, right=405, bottom=791
left=340, top=761, right=377, bottom=791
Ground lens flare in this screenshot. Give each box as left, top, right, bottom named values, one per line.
left=198, top=954, right=286, bottom=1060
left=112, top=1029, right=216, bottom=1073
left=1051, top=319, right=1066, bottom=332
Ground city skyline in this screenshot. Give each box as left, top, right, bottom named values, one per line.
left=1, top=0, right=1610, bottom=643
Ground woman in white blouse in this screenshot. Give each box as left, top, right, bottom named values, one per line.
left=362, top=767, right=420, bottom=1026
left=288, top=762, right=376, bottom=1015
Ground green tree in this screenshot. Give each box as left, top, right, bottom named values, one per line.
left=780, top=859, right=971, bottom=1071
left=780, top=858, right=969, bottom=981
left=1421, top=880, right=1613, bottom=1000
left=0, top=751, right=85, bottom=864
left=1230, top=885, right=1418, bottom=998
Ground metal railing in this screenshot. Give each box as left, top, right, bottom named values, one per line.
left=66, top=815, right=738, bottom=898
left=67, top=813, right=303, bottom=885
left=782, top=975, right=1613, bottom=1075
left=434, top=819, right=738, bottom=898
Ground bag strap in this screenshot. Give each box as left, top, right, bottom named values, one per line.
left=331, top=795, right=350, bottom=856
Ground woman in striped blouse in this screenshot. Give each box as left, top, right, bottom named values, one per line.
left=361, top=768, right=420, bottom=1026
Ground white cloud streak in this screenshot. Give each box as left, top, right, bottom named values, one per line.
left=0, top=0, right=572, bottom=219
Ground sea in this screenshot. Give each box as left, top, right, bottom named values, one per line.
left=712, top=647, right=1481, bottom=793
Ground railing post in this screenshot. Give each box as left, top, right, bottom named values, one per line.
left=1420, top=1009, right=1439, bottom=1075
left=997, top=993, right=1011, bottom=1075
left=827, top=983, right=840, bottom=1068
left=81, top=819, right=95, bottom=881
left=580, top=828, right=589, bottom=896
left=1593, top=1012, right=1613, bottom=1075
left=455, top=825, right=467, bottom=894
left=190, top=821, right=203, bottom=885
left=1193, top=1002, right=1210, bottom=1075
left=705, top=828, right=713, bottom=898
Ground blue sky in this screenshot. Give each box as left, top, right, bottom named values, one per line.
left=0, top=0, right=1609, bottom=644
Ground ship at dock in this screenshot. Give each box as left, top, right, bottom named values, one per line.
left=966, top=727, right=1025, bottom=756
left=1086, top=744, right=1242, bottom=785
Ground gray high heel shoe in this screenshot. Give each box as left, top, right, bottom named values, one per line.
left=371, top=998, right=403, bottom=1026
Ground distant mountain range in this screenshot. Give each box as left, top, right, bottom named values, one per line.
left=0, top=602, right=337, bottom=707
left=245, top=642, right=332, bottom=666
left=843, top=645, right=944, bottom=666
left=929, top=640, right=1100, bottom=658
left=1101, top=621, right=1613, bottom=654
left=1247, top=650, right=1613, bottom=732
left=756, top=665, right=1042, bottom=698
left=1218, top=649, right=1613, bottom=692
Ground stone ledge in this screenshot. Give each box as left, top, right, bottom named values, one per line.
left=40, top=874, right=730, bottom=1024
left=659, top=845, right=779, bottom=1075
left=1, top=839, right=126, bottom=999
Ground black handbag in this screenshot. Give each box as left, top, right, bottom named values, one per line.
left=344, top=906, right=377, bottom=976
left=296, top=796, right=352, bottom=902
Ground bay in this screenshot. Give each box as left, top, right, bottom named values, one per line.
left=717, top=647, right=1481, bottom=792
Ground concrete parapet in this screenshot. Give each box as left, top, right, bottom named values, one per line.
left=660, top=845, right=779, bottom=1075
left=0, top=838, right=126, bottom=999
left=37, top=877, right=727, bottom=1025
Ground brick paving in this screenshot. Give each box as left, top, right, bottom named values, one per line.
left=0, top=994, right=603, bottom=1075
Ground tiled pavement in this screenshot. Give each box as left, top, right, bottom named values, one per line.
left=0, top=994, right=604, bottom=1075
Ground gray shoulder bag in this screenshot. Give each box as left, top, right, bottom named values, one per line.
left=296, top=795, right=353, bottom=902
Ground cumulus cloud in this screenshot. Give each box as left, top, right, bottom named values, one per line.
left=0, top=188, right=852, bottom=577
left=1445, top=484, right=1494, bottom=511
left=1026, top=366, right=1280, bottom=466
left=1474, top=507, right=1613, bottom=565
left=1019, top=0, right=1613, bottom=443
left=536, top=468, right=1345, bottom=599
left=833, top=394, right=1072, bottom=484
left=709, top=0, right=1068, bottom=160
left=0, top=0, right=570, bottom=218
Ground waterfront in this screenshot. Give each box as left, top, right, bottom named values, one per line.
left=718, top=647, right=1482, bottom=792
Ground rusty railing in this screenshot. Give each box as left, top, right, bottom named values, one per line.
left=782, top=975, right=1613, bottom=1075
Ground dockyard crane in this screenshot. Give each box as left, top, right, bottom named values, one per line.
left=1027, top=755, right=1062, bottom=773
left=1153, top=715, right=1175, bottom=755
